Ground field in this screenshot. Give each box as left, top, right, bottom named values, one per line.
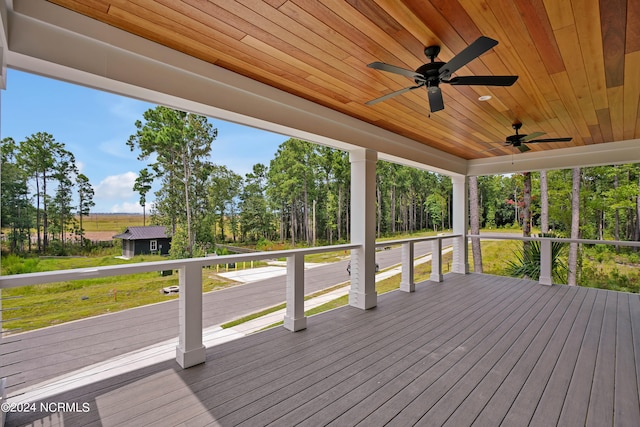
left=1, top=254, right=239, bottom=332
left=81, top=213, right=146, bottom=241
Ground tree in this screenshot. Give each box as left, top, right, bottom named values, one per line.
left=134, top=168, right=153, bottom=226
left=469, top=175, right=483, bottom=272
left=239, top=163, right=273, bottom=241
left=127, top=106, right=217, bottom=257
left=77, top=173, right=95, bottom=246
left=49, top=149, right=78, bottom=248
left=567, top=168, right=581, bottom=285
left=208, top=164, right=242, bottom=242
left=1, top=137, right=33, bottom=252
left=267, top=139, right=317, bottom=245
left=540, top=170, right=549, bottom=233
left=16, top=132, right=64, bottom=252
left=521, top=171, right=533, bottom=255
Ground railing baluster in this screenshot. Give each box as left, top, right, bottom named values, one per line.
left=430, top=238, right=443, bottom=282
left=176, top=264, right=206, bottom=368
left=284, top=253, right=307, bottom=331
left=400, top=241, right=415, bottom=292
left=539, top=239, right=553, bottom=286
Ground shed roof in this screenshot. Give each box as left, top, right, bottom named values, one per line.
left=113, top=226, right=169, bottom=241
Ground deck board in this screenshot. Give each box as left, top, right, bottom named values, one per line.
left=614, top=294, right=640, bottom=426
left=6, top=273, right=640, bottom=427
left=586, top=291, right=617, bottom=427
left=500, top=286, right=596, bottom=425
left=464, top=286, right=586, bottom=426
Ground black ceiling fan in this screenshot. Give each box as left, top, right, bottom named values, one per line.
left=366, top=36, right=518, bottom=113
left=503, top=122, right=573, bottom=152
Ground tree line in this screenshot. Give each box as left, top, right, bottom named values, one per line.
left=2, top=106, right=638, bottom=265
left=125, top=107, right=457, bottom=257
left=1, top=134, right=94, bottom=253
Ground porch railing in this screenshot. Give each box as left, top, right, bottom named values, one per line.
left=377, top=234, right=462, bottom=292
left=467, top=234, right=640, bottom=286
left=0, top=233, right=461, bottom=375
left=0, top=243, right=359, bottom=369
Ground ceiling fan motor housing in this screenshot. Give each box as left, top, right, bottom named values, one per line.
left=506, top=134, right=525, bottom=145
left=416, top=63, right=444, bottom=86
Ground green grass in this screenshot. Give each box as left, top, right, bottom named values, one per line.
left=1, top=254, right=238, bottom=332
left=81, top=213, right=145, bottom=232
left=220, top=303, right=287, bottom=329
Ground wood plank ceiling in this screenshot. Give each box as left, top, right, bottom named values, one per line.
left=47, top=0, right=640, bottom=161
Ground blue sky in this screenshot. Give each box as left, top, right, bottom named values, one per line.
left=1, top=69, right=287, bottom=213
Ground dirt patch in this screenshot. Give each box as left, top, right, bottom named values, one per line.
left=85, top=231, right=118, bottom=242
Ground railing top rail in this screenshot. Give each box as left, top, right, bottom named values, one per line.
left=0, top=243, right=360, bottom=289
left=375, top=233, right=462, bottom=247
left=467, top=234, right=640, bottom=247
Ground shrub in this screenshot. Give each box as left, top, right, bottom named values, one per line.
left=505, top=236, right=568, bottom=283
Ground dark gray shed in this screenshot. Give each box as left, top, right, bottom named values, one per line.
left=113, top=226, right=171, bottom=258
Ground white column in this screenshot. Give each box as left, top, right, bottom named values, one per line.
left=176, top=264, right=206, bottom=368
left=400, top=241, right=415, bottom=292
left=451, top=175, right=469, bottom=274
left=284, top=252, right=307, bottom=331
left=430, top=238, right=443, bottom=282
left=349, top=148, right=378, bottom=309
left=539, top=238, right=553, bottom=285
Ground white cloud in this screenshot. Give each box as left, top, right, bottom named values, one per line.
left=99, top=138, right=136, bottom=159
left=107, top=97, right=149, bottom=122
left=94, top=172, right=137, bottom=200
left=109, top=201, right=143, bottom=214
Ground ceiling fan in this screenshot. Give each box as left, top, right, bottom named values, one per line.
left=366, top=36, right=518, bottom=113
left=502, top=122, right=573, bottom=152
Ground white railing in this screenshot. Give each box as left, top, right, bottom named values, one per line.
left=0, top=233, right=461, bottom=373
left=467, top=234, right=640, bottom=285
left=377, top=234, right=462, bottom=292
left=0, top=244, right=358, bottom=368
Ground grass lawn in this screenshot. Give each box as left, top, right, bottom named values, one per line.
left=81, top=213, right=145, bottom=232
left=1, top=254, right=238, bottom=332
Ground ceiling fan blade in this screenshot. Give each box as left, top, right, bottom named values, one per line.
left=427, top=87, right=444, bottom=112
left=368, top=62, right=424, bottom=80
left=365, top=84, right=424, bottom=105
left=527, top=137, right=573, bottom=143
left=447, top=75, right=518, bottom=86
left=517, top=144, right=531, bottom=153
left=521, top=131, right=546, bottom=141
left=438, top=36, right=498, bottom=79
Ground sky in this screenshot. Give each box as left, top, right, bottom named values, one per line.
left=1, top=69, right=288, bottom=213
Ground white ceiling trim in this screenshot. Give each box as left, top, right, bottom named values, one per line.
left=468, top=139, right=640, bottom=175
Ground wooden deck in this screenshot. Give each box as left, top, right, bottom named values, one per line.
left=6, top=273, right=640, bottom=426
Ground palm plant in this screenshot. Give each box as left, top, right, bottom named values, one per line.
left=506, top=234, right=568, bottom=284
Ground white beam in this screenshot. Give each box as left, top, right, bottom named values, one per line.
left=284, top=253, right=307, bottom=331
left=349, top=148, right=378, bottom=309
left=176, top=265, right=206, bottom=368
left=451, top=176, right=469, bottom=274
left=468, top=139, right=640, bottom=175
left=0, top=0, right=7, bottom=89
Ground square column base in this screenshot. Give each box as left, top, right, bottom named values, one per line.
left=400, top=282, right=415, bottom=292
left=176, top=345, right=206, bottom=368
left=430, top=273, right=443, bottom=282
left=349, top=290, right=377, bottom=310
left=284, top=316, right=307, bottom=331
